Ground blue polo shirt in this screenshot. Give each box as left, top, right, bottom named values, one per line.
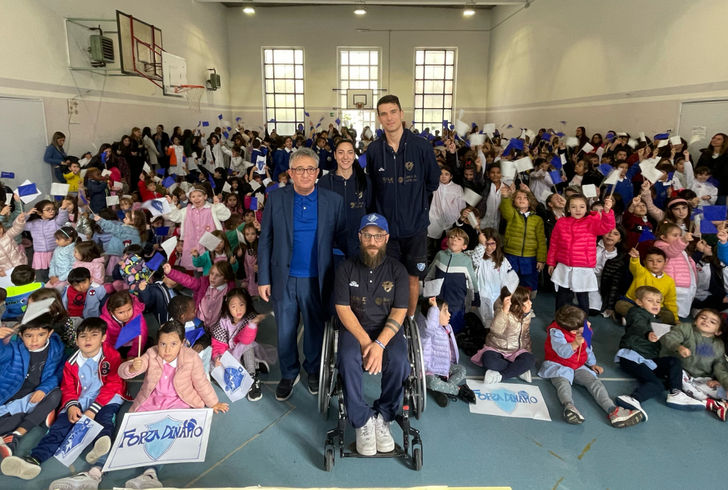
left=290, top=188, right=319, bottom=277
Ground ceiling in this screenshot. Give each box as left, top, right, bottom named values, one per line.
left=209, top=1, right=527, bottom=8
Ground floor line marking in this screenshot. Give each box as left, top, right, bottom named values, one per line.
left=552, top=476, right=564, bottom=490
left=184, top=405, right=296, bottom=488
left=548, top=450, right=565, bottom=461
left=578, top=438, right=597, bottom=460
left=465, top=375, right=634, bottom=382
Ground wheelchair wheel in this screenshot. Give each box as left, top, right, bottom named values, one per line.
left=413, top=446, right=423, bottom=471
left=407, top=318, right=427, bottom=419
left=324, top=447, right=335, bottom=472
left=318, top=320, right=335, bottom=419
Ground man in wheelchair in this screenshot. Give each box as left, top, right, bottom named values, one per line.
left=334, top=213, right=410, bottom=456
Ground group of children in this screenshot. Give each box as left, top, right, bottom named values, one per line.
left=1, top=121, right=728, bottom=487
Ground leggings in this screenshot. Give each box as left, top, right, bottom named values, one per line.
left=556, top=287, right=589, bottom=316
left=426, top=364, right=467, bottom=396
left=480, top=351, right=535, bottom=380
left=550, top=370, right=614, bottom=413
left=242, top=348, right=256, bottom=375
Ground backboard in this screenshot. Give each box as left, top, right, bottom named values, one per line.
left=346, top=89, right=374, bottom=109
left=161, top=52, right=187, bottom=97
left=116, top=10, right=163, bottom=86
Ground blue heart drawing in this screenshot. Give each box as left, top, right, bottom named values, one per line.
left=490, top=388, right=517, bottom=414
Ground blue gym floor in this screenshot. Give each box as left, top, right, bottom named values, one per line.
left=4, top=292, right=727, bottom=490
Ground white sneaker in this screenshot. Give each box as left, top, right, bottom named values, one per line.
left=374, top=413, right=395, bottom=453
left=616, top=395, right=648, bottom=422
left=355, top=416, right=377, bottom=456
left=483, top=370, right=502, bottom=385
left=0, top=456, right=41, bottom=480
left=125, top=468, right=163, bottom=489
left=48, top=468, right=102, bottom=490
left=85, top=435, right=111, bottom=464
left=518, top=370, right=532, bottom=383
left=666, top=390, right=706, bottom=411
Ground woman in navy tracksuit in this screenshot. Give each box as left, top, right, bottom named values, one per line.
left=44, top=132, right=69, bottom=183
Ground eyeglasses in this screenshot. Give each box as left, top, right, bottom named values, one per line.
left=360, top=232, right=387, bottom=242
left=290, top=167, right=318, bottom=175
left=42, top=207, right=55, bottom=212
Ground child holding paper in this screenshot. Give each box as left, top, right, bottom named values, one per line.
left=167, top=134, right=187, bottom=177
left=0, top=211, right=27, bottom=277
left=162, top=261, right=236, bottom=327
left=539, top=305, right=644, bottom=428
left=118, top=320, right=228, bottom=489
left=192, top=230, right=238, bottom=276
left=100, top=291, right=147, bottom=359
left=659, top=309, right=728, bottom=420
left=653, top=222, right=697, bottom=318
left=547, top=194, right=616, bottom=315
left=93, top=210, right=146, bottom=277
left=83, top=168, right=109, bottom=214
left=470, top=228, right=517, bottom=327
left=622, top=195, right=655, bottom=256
left=0, top=302, right=65, bottom=459
left=24, top=200, right=70, bottom=283
left=640, top=184, right=694, bottom=232
left=163, top=184, right=231, bottom=272
left=138, top=178, right=164, bottom=202
left=211, top=288, right=270, bottom=402
left=613, top=286, right=685, bottom=420
left=427, top=166, right=466, bottom=241
left=498, top=184, right=547, bottom=296
left=2, top=318, right=129, bottom=485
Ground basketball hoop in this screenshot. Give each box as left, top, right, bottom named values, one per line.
left=355, top=102, right=365, bottom=111
left=174, top=85, right=205, bottom=112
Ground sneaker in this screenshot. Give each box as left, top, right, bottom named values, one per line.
left=518, top=370, right=532, bottom=383
left=275, top=373, right=300, bottom=401
left=608, top=407, right=644, bottom=428
left=49, top=468, right=102, bottom=490
left=307, top=371, right=319, bottom=395
left=45, top=410, right=57, bottom=428
left=247, top=375, right=262, bottom=402
left=621, top=316, right=627, bottom=326
left=616, top=395, right=648, bottom=422
left=483, top=370, right=502, bottom=385
left=0, top=434, right=20, bottom=459
left=706, top=399, right=728, bottom=421
left=85, top=435, right=111, bottom=464
left=125, top=468, right=163, bottom=489
left=355, top=416, right=377, bottom=456
left=457, top=384, right=477, bottom=404
left=430, top=389, right=449, bottom=407
left=256, top=359, right=270, bottom=375
left=562, top=403, right=585, bottom=425
left=0, top=455, right=41, bottom=480
left=374, top=413, right=395, bottom=453
left=666, top=390, right=706, bottom=411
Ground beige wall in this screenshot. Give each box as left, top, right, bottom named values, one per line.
left=225, top=5, right=490, bottom=128
left=486, top=0, right=728, bottom=136
left=0, top=0, right=232, bottom=156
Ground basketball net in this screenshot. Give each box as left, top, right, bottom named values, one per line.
left=174, top=85, right=205, bottom=113
left=355, top=102, right=365, bottom=111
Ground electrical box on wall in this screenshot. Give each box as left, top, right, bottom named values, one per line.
left=207, top=68, right=221, bottom=91
left=68, top=99, right=80, bottom=124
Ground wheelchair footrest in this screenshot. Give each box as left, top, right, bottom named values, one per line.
left=344, top=442, right=405, bottom=459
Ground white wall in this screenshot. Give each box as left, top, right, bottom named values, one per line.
left=485, top=0, right=728, bottom=138
left=0, top=0, right=231, bottom=158
left=226, top=5, right=490, bottom=128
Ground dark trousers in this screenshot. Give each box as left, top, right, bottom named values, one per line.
left=618, top=356, right=683, bottom=402
left=272, top=276, right=326, bottom=379
left=449, top=306, right=466, bottom=334
left=0, top=389, right=62, bottom=435
left=480, top=351, right=535, bottom=380
left=556, top=287, right=590, bottom=315
left=31, top=403, right=120, bottom=463
left=338, top=326, right=410, bottom=428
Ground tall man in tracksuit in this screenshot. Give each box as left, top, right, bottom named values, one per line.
left=366, top=95, right=441, bottom=317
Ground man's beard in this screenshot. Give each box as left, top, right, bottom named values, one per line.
left=360, top=244, right=387, bottom=268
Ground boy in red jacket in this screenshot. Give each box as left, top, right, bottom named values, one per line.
left=1, top=318, right=129, bottom=487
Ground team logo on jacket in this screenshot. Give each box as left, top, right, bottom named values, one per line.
left=382, top=281, right=393, bottom=293
left=405, top=161, right=414, bottom=171
left=416, top=263, right=426, bottom=271
left=100, top=360, right=110, bottom=376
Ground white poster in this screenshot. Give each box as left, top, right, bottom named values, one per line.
left=211, top=351, right=253, bottom=403
left=468, top=380, right=551, bottom=422
left=102, top=408, right=213, bottom=472
left=53, top=415, right=104, bottom=467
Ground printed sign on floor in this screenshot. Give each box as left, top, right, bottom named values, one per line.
left=102, top=408, right=213, bottom=472
left=468, top=380, right=551, bottom=422
left=211, top=351, right=253, bottom=402
left=53, top=415, right=104, bottom=467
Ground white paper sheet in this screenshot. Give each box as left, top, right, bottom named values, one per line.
left=462, top=187, right=483, bottom=207
left=657, top=139, right=669, bottom=148
left=639, top=132, right=646, bottom=142
left=106, top=196, right=119, bottom=206
left=627, top=138, right=638, bottom=149
left=603, top=169, right=620, bottom=186
left=211, top=351, right=254, bottom=403
left=101, top=169, right=112, bottom=177
left=249, top=180, right=261, bottom=192
left=483, top=123, right=495, bottom=136
left=467, top=212, right=479, bottom=228
left=514, top=157, right=534, bottom=173
left=199, top=231, right=223, bottom=251
left=143, top=162, right=152, bottom=174
left=581, top=184, right=598, bottom=198
left=650, top=322, right=672, bottom=339
left=642, top=166, right=665, bottom=184
left=161, top=236, right=177, bottom=258
left=468, top=381, right=551, bottom=422
left=581, top=143, right=595, bottom=154
left=454, top=119, right=469, bottom=136
left=53, top=416, right=104, bottom=467
left=262, top=178, right=272, bottom=186
left=50, top=183, right=70, bottom=196
left=469, top=133, right=486, bottom=146
left=670, top=136, right=682, bottom=146
left=142, top=198, right=172, bottom=217
left=222, top=182, right=231, bottom=193
left=113, top=181, right=123, bottom=191
left=565, top=137, right=579, bottom=148
left=15, top=179, right=42, bottom=204
left=525, top=129, right=536, bottom=141
left=78, top=156, right=91, bottom=168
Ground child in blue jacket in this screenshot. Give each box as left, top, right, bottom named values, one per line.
left=0, top=307, right=65, bottom=458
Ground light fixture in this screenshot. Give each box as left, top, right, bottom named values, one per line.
left=354, top=2, right=366, bottom=15
left=464, top=2, right=476, bottom=16
left=243, top=1, right=255, bottom=14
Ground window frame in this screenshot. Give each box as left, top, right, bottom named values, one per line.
left=336, top=47, right=382, bottom=110
left=261, top=47, right=306, bottom=136
left=412, top=48, right=458, bottom=133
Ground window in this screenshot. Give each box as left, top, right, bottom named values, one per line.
left=339, top=49, right=379, bottom=109
left=413, top=49, right=456, bottom=133
left=263, top=48, right=304, bottom=136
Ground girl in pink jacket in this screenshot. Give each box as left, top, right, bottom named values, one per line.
left=0, top=212, right=27, bottom=278
left=119, top=320, right=228, bottom=489
left=654, top=222, right=698, bottom=318
left=547, top=194, right=615, bottom=315
left=162, top=261, right=236, bottom=327
left=211, top=288, right=268, bottom=402
left=101, top=291, right=148, bottom=358
left=72, top=240, right=106, bottom=286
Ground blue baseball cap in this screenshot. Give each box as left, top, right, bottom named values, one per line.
left=359, top=213, right=389, bottom=234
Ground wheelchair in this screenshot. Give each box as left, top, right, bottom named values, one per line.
left=318, top=316, right=426, bottom=471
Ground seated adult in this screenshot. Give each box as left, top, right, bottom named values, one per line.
left=335, top=213, right=410, bottom=456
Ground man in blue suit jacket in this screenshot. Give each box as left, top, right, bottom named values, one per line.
left=258, top=147, right=349, bottom=402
